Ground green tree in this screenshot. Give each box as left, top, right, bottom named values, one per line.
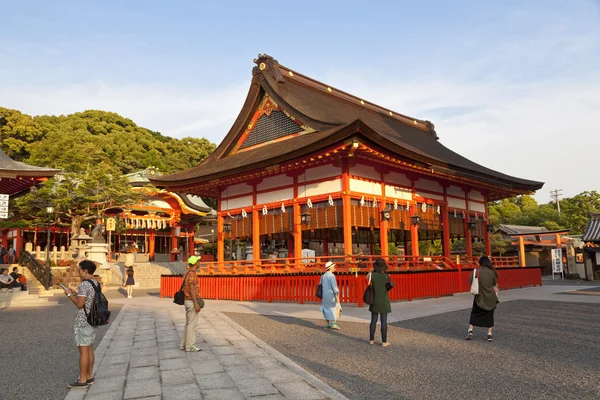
left=2, top=108, right=216, bottom=174
left=0, top=107, right=45, bottom=159
left=12, top=163, right=143, bottom=236
left=559, top=191, right=600, bottom=234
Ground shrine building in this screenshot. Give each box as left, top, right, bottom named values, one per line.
left=150, top=54, right=544, bottom=272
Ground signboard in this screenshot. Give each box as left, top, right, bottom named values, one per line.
left=551, top=248, right=564, bottom=279
left=105, top=217, right=116, bottom=231
left=0, top=194, right=8, bottom=219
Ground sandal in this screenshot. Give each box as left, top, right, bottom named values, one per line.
left=186, top=346, right=201, bottom=352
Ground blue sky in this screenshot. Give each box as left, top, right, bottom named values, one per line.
left=1, top=0, right=599, bottom=204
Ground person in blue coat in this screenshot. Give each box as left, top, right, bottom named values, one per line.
left=320, top=261, right=341, bottom=330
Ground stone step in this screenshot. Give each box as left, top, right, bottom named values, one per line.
left=0, top=291, right=60, bottom=308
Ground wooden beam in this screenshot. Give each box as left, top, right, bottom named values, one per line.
left=519, top=236, right=526, bottom=267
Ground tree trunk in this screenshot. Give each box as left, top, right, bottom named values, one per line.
left=70, top=215, right=85, bottom=249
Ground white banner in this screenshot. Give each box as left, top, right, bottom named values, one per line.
left=551, top=248, right=563, bottom=273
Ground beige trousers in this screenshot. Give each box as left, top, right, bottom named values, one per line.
left=181, top=300, right=199, bottom=350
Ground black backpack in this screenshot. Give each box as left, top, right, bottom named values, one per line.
left=84, top=279, right=111, bottom=326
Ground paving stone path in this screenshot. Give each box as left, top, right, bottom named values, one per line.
left=64, top=304, right=346, bottom=400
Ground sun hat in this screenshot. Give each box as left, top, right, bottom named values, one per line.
left=373, top=258, right=388, bottom=272
left=325, top=261, right=336, bottom=270
left=187, top=256, right=200, bottom=265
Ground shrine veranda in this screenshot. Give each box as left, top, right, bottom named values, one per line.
left=149, top=54, right=544, bottom=300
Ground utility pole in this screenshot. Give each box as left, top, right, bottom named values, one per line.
left=550, top=189, right=563, bottom=216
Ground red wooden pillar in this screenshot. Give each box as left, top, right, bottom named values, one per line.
left=252, top=208, right=260, bottom=265
left=484, top=230, right=492, bottom=256
left=149, top=230, right=156, bottom=260
left=293, top=202, right=302, bottom=268
left=409, top=204, right=419, bottom=257
left=16, top=229, right=24, bottom=257
left=379, top=206, right=389, bottom=257
left=518, top=236, right=526, bottom=267
left=379, top=179, right=389, bottom=257
left=441, top=206, right=451, bottom=259
left=342, top=166, right=353, bottom=257
left=217, top=190, right=224, bottom=264
left=188, top=230, right=195, bottom=257
left=484, top=202, right=492, bottom=256
left=170, top=227, right=178, bottom=262
left=464, top=218, right=473, bottom=258
left=217, top=212, right=224, bottom=263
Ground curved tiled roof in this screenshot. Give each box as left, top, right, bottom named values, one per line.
left=150, top=54, right=543, bottom=195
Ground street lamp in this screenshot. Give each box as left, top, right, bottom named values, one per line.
left=301, top=211, right=312, bottom=225
left=467, top=217, right=477, bottom=232
left=45, top=205, right=55, bottom=290
left=381, top=209, right=391, bottom=221
left=410, top=213, right=420, bottom=226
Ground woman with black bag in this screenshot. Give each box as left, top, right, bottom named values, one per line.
left=466, top=256, right=499, bottom=342
left=368, top=258, right=393, bottom=347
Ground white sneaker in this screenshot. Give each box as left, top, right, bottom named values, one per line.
left=8, top=289, right=13, bottom=292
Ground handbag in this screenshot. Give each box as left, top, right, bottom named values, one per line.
left=385, top=273, right=395, bottom=291
left=470, top=269, right=479, bottom=295
left=363, top=273, right=374, bottom=305
left=173, top=271, right=190, bottom=305
left=315, top=275, right=323, bottom=299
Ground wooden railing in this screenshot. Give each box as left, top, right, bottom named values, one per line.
left=192, top=254, right=461, bottom=276
left=160, top=267, right=542, bottom=306
left=17, top=251, right=50, bottom=290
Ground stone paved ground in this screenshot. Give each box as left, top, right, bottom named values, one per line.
left=226, top=300, right=600, bottom=400
left=0, top=299, right=121, bottom=400
left=63, top=303, right=346, bottom=400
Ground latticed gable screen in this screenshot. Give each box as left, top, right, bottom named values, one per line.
left=240, top=110, right=303, bottom=149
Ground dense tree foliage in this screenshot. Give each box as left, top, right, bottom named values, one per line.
left=12, top=164, right=144, bottom=235
left=0, top=106, right=216, bottom=232
left=488, top=192, right=600, bottom=235
left=0, top=107, right=216, bottom=174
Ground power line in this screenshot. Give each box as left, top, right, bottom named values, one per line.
left=550, top=189, right=563, bottom=216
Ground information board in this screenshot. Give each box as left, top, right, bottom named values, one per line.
left=0, top=194, right=9, bottom=219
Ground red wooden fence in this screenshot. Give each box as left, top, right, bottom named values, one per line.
left=160, top=267, right=542, bottom=306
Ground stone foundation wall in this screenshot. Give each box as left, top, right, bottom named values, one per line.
left=111, top=261, right=187, bottom=289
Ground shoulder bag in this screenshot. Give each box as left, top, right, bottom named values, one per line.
left=363, top=272, right=374, bottom=305
left=385, top=273, right=395, bottom=291
left=470, top=269, right=479, bottom=295
left=315, top=275, right=323, bottom=299
left=173, top=271, right=190, bottom=305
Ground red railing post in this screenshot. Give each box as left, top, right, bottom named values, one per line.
left=298, top=275, right=304, bottom=305
left=357, top=274, right=364, bottom=308
left=457, top=264, right=463, bottom=293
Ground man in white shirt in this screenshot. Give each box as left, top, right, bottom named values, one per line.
left=0, top=268, right=15, bottom=291
left=62, top=260, right=99, bottom=389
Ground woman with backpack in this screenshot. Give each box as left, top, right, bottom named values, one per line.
left=320, top=261, right=341, bottom=330
left=466, top=256, right=499, bottom=342
left=125, top=266, right=135, bottom=298
left=368, top=258, right=392, bottom=347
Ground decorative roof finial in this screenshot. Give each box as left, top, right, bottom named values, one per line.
left=252, top=54, right=285, bottom=83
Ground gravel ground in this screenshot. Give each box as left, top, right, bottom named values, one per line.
left=0, top=298, right=122, bottom=400
left=226, top=300, right=600, bottom=400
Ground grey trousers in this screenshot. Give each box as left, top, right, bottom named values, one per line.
left=181, top=300, right=199, bottom=350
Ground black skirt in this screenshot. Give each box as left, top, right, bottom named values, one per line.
left=469, top=297, right=495, bottom=328
left=125, top=276, right=135, bottom=286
